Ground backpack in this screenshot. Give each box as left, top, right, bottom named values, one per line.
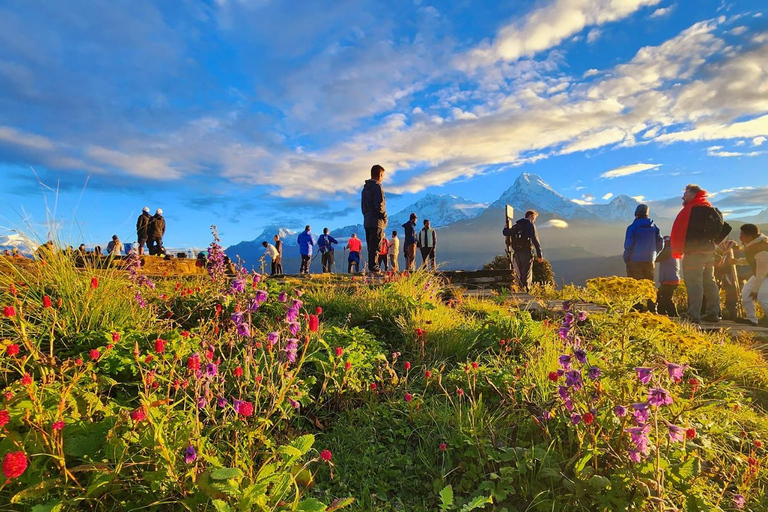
left=510, top=222, right=532, bottom=251
left=702, top=207, right=731, bottom=244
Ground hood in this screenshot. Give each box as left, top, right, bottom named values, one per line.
left=748, top=233, right=768, bottom=247
left=363, top=179, right=380, bottom=191
left=515, top=218, right=532, bottom=227
left=632, top=217, right=653, bottom=226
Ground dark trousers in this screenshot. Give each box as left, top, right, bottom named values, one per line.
left=300, top=254, right=311, bottom=274
left=273, top=257, right=282, bottom=275
left=148, top=237, right=163, bottom=256
left=348, top=252, right=360, bottom=273
left=513, top=251, right=533, bottom=291
left=404, top=243, right=416, bottom=271
left=627, top=261, right=656, bottom=312
left=321, top=251, right=335, bottom=273
left=420, top=247, right=436, bottom=270
left=657, top=284, right=679, bottom=316
left=365, top=227, right=383, bottom=271
left=378, top=254, right=388, bottom=271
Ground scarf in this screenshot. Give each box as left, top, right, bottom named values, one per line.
left=670, top=191, right=711, bottom=259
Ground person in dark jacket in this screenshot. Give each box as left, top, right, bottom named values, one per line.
left=361, top=164, right=387, bottom=272
left=297, top=225, right=314, bottom=274
left=317, top=228, right=339, bottom=273
left=504, top=210, right=542, bottom=292
left=147, top=209, right=166, bottom=256
left=417, top=219, right=437, bottom=270
left=401, top=213, right=418, bottom=271
left=136, top=207, right=151, bottom=255
left=670, top=184, right=721, bottom=323
left=656, top=236, right=681, bottom=316
left=624, top=204, right=664, bottom=312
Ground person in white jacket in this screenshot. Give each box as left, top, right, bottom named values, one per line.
left=736, top=223, right=768, bottom=326
left=388, top=230, right=400, bottom=272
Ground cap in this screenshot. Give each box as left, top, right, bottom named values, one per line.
left=635, top=204, right=649, bottom=217
left=142, top=206, right=150, bottom=212
left=156, top=208, right=163, bottom=215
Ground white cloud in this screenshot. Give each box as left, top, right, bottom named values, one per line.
left=602, top=192, right=613, bottom=200
left=650, top=6, right=674, bottom=18
left=600, top=163, right=661, bottom=179
left=587, top=29, right=602, bottom=44
left=0, top=125, right=55, bottom=151
left=561, top=127, right=627, bottom=154
left=706, top=147, right=764, bottom=158
left=583, top=68, right=599, bottom=77
left=632, top=195, right=646, bottom=202
left=541, top=219, right=569, bottom=229
left=753, top=136, right=766, bottom=146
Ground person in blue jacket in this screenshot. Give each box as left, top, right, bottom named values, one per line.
left=317, top=228, right=339, bottom=273
left=297, top=225, right=315, bottom=274
left=624, top=204, right=664, bottom=311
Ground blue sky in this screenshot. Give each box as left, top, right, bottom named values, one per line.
left=0, top=0, right=767, bottom=248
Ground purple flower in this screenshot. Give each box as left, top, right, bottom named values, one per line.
left=135, top=292, right=146, bottom=308
left=571, top=413, right=582, bottom=425
left=267, top=331, right=279, bottom=347
left=558, top=327, right=569, bottom=340
left=252, top=273, right=261, bottom=285
left=565, top=370, right=583, bottom=391
left=648, top=387, right=673, bottom=407
left=285, top=307, right=299, bottom=323
left=667, top=424, right=685, bottom=443
left=587, top=366, right=601, bottom=381
left=615, top=405, right=627, bottom=418
left=558, top=386, right=570, bottom=400
left=236, top=323, right=250, bottom=337
left=232, top=399, right=243, bottom=413
left=285, top=338, right=299, bottom=364
left=197, top=397, right=208, bottom=409
left=558, top=355, right=572, bottom=370
left=628, top=450, right=643, bottom=463
left=635, top=367, right=653, bottom=385
left=632, top=402, right=650, bottom=425
left=564, top=398, right=574, bottom=411
left=291, top=298, right=303, bottom=310
left=289, top=321, right=301, bottom=336
left=231, top=312, right=244, bottom=325
left=578, top=311, right=588, bottom=322
left=289, top=398, right=300, bottom=409
left=667, top=363, right=684, bottom=383
left=278, top=291, right=287, bottom=303
left=185, top=445, right=197, bottom=464
left=733, top=494, right=745, bottom=510
left=255, top=289, right=268, bottom=302
left=294, top=289, right=303, bottom=298
left=217, top=397, right=228, bottom=408
left=573, top=349, right=587, bottom=364
left=626, top=425, right=651, bottom=454
left=230, top=279, right=245, bottom=294
left=205, top=363, right=218, bottom=376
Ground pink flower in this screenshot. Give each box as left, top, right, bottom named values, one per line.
left=112, top=332, right=120, bottom=343
left=237, top=401, right=254, bottom=417
left=89, top=349, right=100, bottom=361
left=2, top=451, right=28, bottom=479
left=6, top=344, right=19, bottom=357
left=439, top=443, right=447, bottom=452
left=51, top=420, right=65, bottom=431
left=405, top=393, right=412, bottom=402
left=320, top=449, right=332, bottom=461
left=131, top=408, right=147, bottom=422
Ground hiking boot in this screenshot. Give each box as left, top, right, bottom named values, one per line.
left=700, top=313, right=721, bottom=323
left=735, top=317, right=759, bottom=327
left=679, top=313, right=700, bottom=324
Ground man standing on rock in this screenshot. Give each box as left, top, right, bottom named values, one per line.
left=136, top=207, right=151, bottom=255
left=401, top=213, right=418, bottom=271
left=505, top=210, right=542, bottom=292
left=417, top=219, right=437, bottom=270
left=297, top=225, right=315, bottom=274
left=361, top=164, right=387, bottom=272
left=317, top=228, right=339, bottom=273
left=148, top=209, right=166, bottom=256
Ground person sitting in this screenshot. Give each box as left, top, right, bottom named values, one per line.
left=107, top=235, right=124, bottom=256
left=735, top=224, right=768, bottom=326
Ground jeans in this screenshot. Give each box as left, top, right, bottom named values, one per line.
left=378, top=254, right=388, bottom=271
left=365, top=227, right=383, bottom=271
left=389, top=253, right=399, bottom=271
left=300, top=254, right=311, bottom=274
left=148, top=237, right=163, bottom=256
left=682, top=251, right=719, bottom=321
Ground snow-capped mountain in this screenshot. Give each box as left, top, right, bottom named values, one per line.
left=732, top=208, right=768, bottom=224
left=251, top=225, right=297, bottom=244
left=489, top=173, right=594, bottom=219
left=0, top=233, right=38, bottom=255
left=585, top=195, right=641, bottom=222
left=389, top=193, right=486, bottom=228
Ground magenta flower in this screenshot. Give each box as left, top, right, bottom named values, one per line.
left=236, top=323, right=250, bottom=337
left=626, top=425, right=651, bottom=455
left=733, top=494, right=745, bottom=510
left=230, top=279, right=245, bottom=294
left=648, top=387, right=673, bottom=407
left=667, top=424, right=685, bottom=443
left=628, top=450, right=643, bottom=463
left=635, top=367, right=653, bottom=384
left=278, top=291, right=287, bottom=302
left=205, top=363, right=218, bottom=376
left=289, top=322, right=301, bottom=336
left=285, top=338, right=299, bottom=363
left=231, top=312, right=244, bottom=325
left=632, top=402, right=650, bottom=424
left=614, top=405, right=627, bottom=417
left=570, top=413, right=582, bottom=425
left=667, top=363, right=684, bottom=383
left=578, top=311, right=588, bottom=321
left=558, top=328, right=569, bottom=340
left=587, top=366, right=601, bottom=381
left=267, top=331, right=279, bottom=347
left=285, top=307, right=299, bottom=323
left=185, top=445, right=197, bottom=464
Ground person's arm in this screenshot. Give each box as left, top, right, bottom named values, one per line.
left=531, top=224, right=542, bottom=259
left=655, top=226, right=664, bottom=253
left=432, top=230, right=437, bottom=249
left=752, top=252, right=768, bottom=295
left=330, top=236, right=338, bottom=245
left=377, top=185, right=386, bottom=220
left=623, top=226, right=634, bottom=263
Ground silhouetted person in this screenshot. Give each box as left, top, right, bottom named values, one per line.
left=297, top=225, right=314, bottom=274
left=148, top=208, right=166, bottom=256
left=505, top=210, right=542, bottom=292
left=361, top=164, right=387, bottom=272
left=417, top=219, right=437, bottom=270
left=624, top=204, right=663, bottom=312
left=273, top=234, right=283, bottom=274
left=136, top=206, right=151, bottom=255
left=401, top=213, right=418, bottom=271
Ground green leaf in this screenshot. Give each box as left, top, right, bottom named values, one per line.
left=677, top=457, right=701, bottom=480
left=290, top=434, right=315, bottom=455
left=588, top=475, right=611, bottom=491
left=12, top=479, right=58, bottom=503
left=440, top=485, right=454, bottom=511
left=296, top=498, right=327, bottom=512
left=31, top=503, right=62, bottom=512
left=573, top=453, right=593, bottom=477
left=278, top=445, right=303, bottom=465
left=212, top=499, right=234, bottom=512
left=327, top=497, right=355, bottom=511
left=460, top=495, right=492, bottom=512
left=210, top=467, right=245, bottom=481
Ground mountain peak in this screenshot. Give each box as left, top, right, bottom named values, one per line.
left=491, top=173, right=592, bottom=219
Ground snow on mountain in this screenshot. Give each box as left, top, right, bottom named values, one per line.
left=251, top=225, right=297, bottom=244
left=489, top=173, right=594, bottom=219
left=732, top=208, right=768, bottom=224
left=389, top=193, right=486, bottom=228
left=0, top=233, right=38, bottom=255
left=585, top=195, right=641, bottom=222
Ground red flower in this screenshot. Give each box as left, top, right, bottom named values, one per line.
left=415, top=328, right=425, bottom=337
left=315, top=306, right=323, bottom=314
left=308, top=314, right=319, bottom=332
left=187, top=354, right=201, bottom=371
left=145, top=354, right=153, bottom=363
left=755, top=440, right=763, bottom=449
left=335, top=347, right=343, bottom=357
left=471, top=362, right=479, bottom=370
left=42, top=295, right=52, bottom=308
left=370, top=382, right=377, bottom=391
left=344, top=361, right=352, bottom=371
left=131, top=408, right=147, bottom=422
left=215, top=304, right=222, bottom=315
left=405, top=393, right=412, bottom=402
left=205, top=349, right=214, bottom=361
left=583, top=413, right=594, bottom=425
left=548, top=371, right=559, bottom=382
left=686, top=428, right=696, bottom=440
left=439, top=443, right=447, bottom=452
left=89, top=349, right=100, bottom=361
left=0, top=409, right=9, bottom=427
left=425, top=370, right=432, bottom=379
left=6, top=344, right=19, bottom=357
left=3, top=306, right=16, bottom=318
left=20, top=374, right=32, bottom=386
left=234, top=366, right=243, bottom=378
left=90, top=277, right=98, bottom=289
left=9, top=284, right=17, bottom=296
left=2, top=451, right=28, bottom=480
left=255, top=375, right=263, bottom=384
left=180, top=331, right=190, bottom=338
left=320, top=449, right=332, bottom=461
left=154, top=338, right=166, bottom=353
left=51, top=420, right=65, bottom=431
left=456, top=388, right=464, bottom=396
left=112, top=332, right=120, bottom=343
left=237, top=401, right=254, bottom=417
left=688, top=378, right=700, bottom=393
left=75, top=358, right=83, bottom=366
left=404, top=361, right=411, bottom=371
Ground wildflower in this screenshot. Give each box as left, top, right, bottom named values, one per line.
left=405, top=361, right=411, bottom=371
left=231, top=312, right=244, bottom=325
left=548, top=371, right=559, bottom=382
left=0, top=409, right=9, bottom=427
left=558, top=355, right=571, bottom=370
left=288, top=322, right=301, bottom=336
left=205, top=363, right=218, bottom=376
left=564, top=370, right=583, bottom=391
left=75, top=358, right=83, bottom=366
left=197, top=397, right=208, bottom=409
left=614, top=405, right=627, bottom=418
left=106, top=343, right=113, bottom=351
left=456, top=388, right=464, bottom=396
left=180, top=331, right=190, bottom=338
left=185, top=445, right=197, bottom=464
left=667, top=363, right=684, bottom=383
left=154, top=338, right=166, bottom=353
left=285, top=308, right=299, bottom=323
left=425, top=370, right=432, bottom=379
left=234, top=366, right=243, bottom=378
left=316, top=306, right=323, bottom=314
left=289, top=398, right=300, bottom=409
left=6, top=344, right=19, bottom=357
left=230, top=279, right=245, bottom=294
left=2, top=451, right=28, bottom=480
left=471, top=362, right=479, bottom=370
left=267, top=332, right=279, bottom=347
left=578, top=311, right=588, bottom=321
left=145, top=354, right=153, bottom=364
left=187, top=354, right=201, bottom=371
left=583, top=412, right=595, bottom=425
left=52, top=420, right=65, bottom=431
left=648, top=387, right=673, bottom=407
left=20, top=374, right=32, bottom=386
left=587, top=366, right=601, bottom=381
left=370, top=382, right=377, bottom=391
left=755, top=440, right=763, bottom=449
left=686, top=428, right=696, bottom=440
left=335, top=347, right=343, bottom=357
left=320, top=449, right=332, bottom=461
left=291, top=298, right=303, bottom=311
left=439, top=442, right=447, bottom=452
left=558, top=327, right=569, bottom=340
left=278, top=291, right=287, bottom=302
left=255, top=375, right=263, bottom=384
left=635, top=367, right=653, bottom=384
left=285, top=338, right=299, bottom=364
left=308, top=314, right=319, bottom=332
left=89, top=349, right=100, bottom=361
left=571, top=413, right=582, bottom=425
left=131, top=408, right=147, bottom=422
left=688, top=378, right=700, bottom=393
left=405, top=393, right=412, bottom=402
left=668, top=424, right=685, bottom=443
left=626, top=425, right=652, bottom=454
left=91, top=277, right=98, bottom=289
left=237, top=323, right=251, bottom=337
left=732, top=494, right=745, bottom=510
left=42, top=295, right=52, bottom=308
left=3, top=306, right=16, bottom=318
left=9, top=284, right=17, bottom=296
left=564, top=398, right=574, bottom=411
left=558, top=386, right=570, bottom=400
left=628, top=450, right=643, bottom=463
left=237, top=401, right=254, bottom=417
left=344, top=361, right=352, bottom=370
left=573, top=349, right=587, bottom=364
left=632, top=402, right=650, bottom=424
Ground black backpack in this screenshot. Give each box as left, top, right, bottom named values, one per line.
left=510, top=222, right=532, bottom=251
left=702, top=207, right=731, bottom=244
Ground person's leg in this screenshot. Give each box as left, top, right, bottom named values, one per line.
left=682, top=252, right=705, bottom=321
left=405, top=244, right=414, bottom=270
left=742, top=277, right=759, bottom=324
left=702, top=252, right=721, bottom=318
left=365, top=228, right=381, bottom=271
left=657, top=285, right=671, bottom=315
left=271, top=260, right=276, bottom=275
left=757, top=281, right=768, bottom=324
left=329, top=251, right=335, bottom=273
left=156, top=237, right=164, bottom=257
left=321, top=252, right=329, bottom=273
left=428, top=248, right=436, bottom=270
left=641, top=262, right=657, bottom=313
left=512, top=252, right=524, bottom=291
left=275, top=257, right=282, bottom=274
left=723, top=280, right=738, bottom=319
left=420, top=247, right=429, bottom=268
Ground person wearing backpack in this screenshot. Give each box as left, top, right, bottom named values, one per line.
left=623, top=204, right=664, bottom=312
left=670, top=184, right=730, bottom=323
left=317, top=228, right=339, bottom=273
left=504, top=210, right=543, bottom=292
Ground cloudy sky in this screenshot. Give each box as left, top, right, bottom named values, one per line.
left=0, top=0, right=766, bottom=248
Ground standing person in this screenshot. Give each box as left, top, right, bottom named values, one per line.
left=417, top=219, right=437, bottom=270
left=735, top=224, right=768, bottom=326
left=317, top=228, right=339, bottom=273
left=401, top=213, right=418, bottom=271
left=107, top=235, right=124, bottom=256
left=136, top=207, right=151, bottom=255
left=623, top=204, right=664, bottom=312
left=261, top=241, right=279, bottom=275
left=714, top=239, right=741, bottom=320
left=361, top=164, right=387, bottom=272
left=656, top=236, right=681, bottom=316
left=345, top=233, right=362, bottom=273
left=388, top=230, right=400, bottom=272
left=670, top=184, right=727, bottom=323
left=507, top=210, right=543, bottom=292
left=148, top=209, right=166, bottom=256
left=297, top=225, right=314, bottom=274
left=378, top=236, right=389, bottom=271
left=273, top=235, right=283, bottom=274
